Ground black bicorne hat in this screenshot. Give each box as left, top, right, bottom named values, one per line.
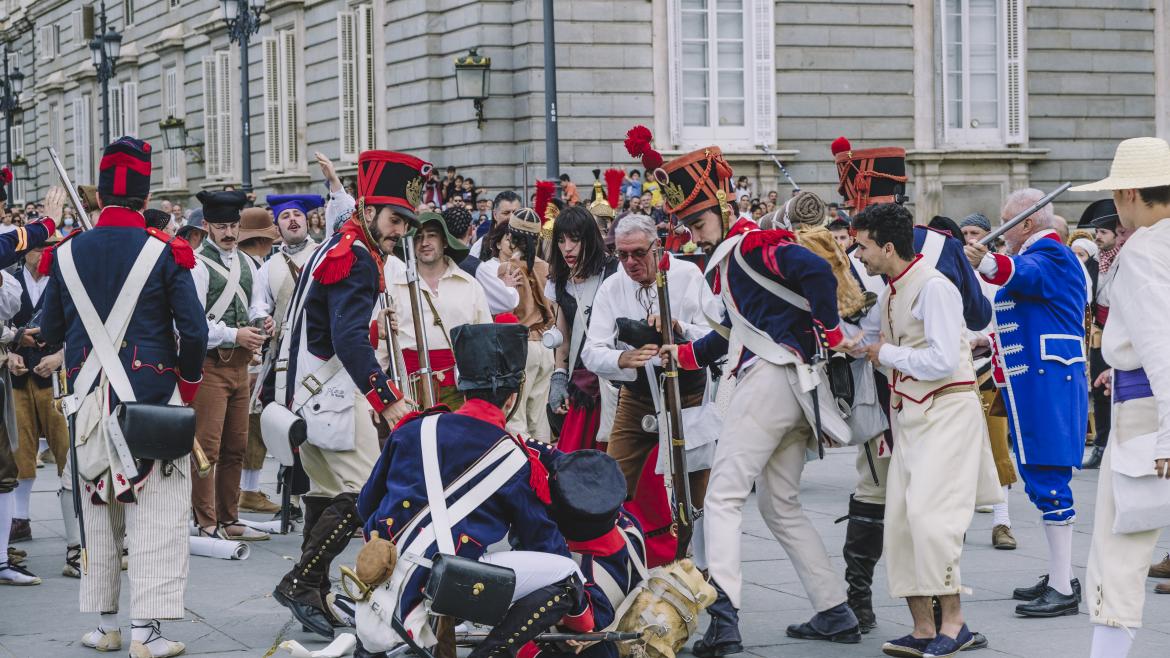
left=549, top=450, right=626, bottom=542
left=1078, top=198, right=1119, bottom=231
left=451, top=323, right=528, bottom=392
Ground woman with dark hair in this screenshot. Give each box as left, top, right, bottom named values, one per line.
left=544, top=205, right=620, bottom=452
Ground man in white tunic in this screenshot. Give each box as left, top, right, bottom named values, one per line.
left=851, top=202, right=997, bottom=658
left=1075, top=137, right=1170, bottom=658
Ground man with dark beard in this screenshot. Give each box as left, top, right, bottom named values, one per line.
left=272, top=150, right=422, bottom=636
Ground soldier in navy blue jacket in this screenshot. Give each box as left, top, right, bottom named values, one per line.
left=273, top=150, right=436, bottom=638
left=39, top=136, right=206, bottom=658
left=356, top=323, right=594, bottom=657
left=632, top=130, right=860, bottom=656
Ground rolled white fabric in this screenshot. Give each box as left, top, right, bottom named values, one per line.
left=189, top=536, right=250, bottom=560
left=279, top=633, right=357, bottom=658
left=239, top=518, right=293, bottom=534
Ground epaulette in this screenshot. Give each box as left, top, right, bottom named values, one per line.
left=741, top=227, right=797, bottom=254
left=145, top=227, right=196, bottom=269
left=37, top=229, right=79, bottom=276
left=313, top=229, right=364, bottom=286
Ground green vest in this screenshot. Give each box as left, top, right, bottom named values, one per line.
left=199, top=243, right=255, bottom=349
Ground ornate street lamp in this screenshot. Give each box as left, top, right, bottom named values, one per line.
left=454, top=48, right=491, bottom=129
left=220, top=0, right=265, bottom=193
left=159, top=115, right=205, bottom=163
left=0, top=45, right=23, bottom=203
left=88, top=0, right=122, bottom=148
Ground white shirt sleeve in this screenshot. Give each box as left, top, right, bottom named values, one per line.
left=678, top=264, right=721, bottom=342
left=476, top=260, right=520, bottom=315
left=877, top=277, right=963, bottom=381
left=977, top=252, right=998, bottom=278
left=580, top=278, right=636, bottom=382
left=0, top=271, right=22, bottom=321
left=192, top=260, right=237, bottom=349
left=254, top=258, right=274, bottom=319
left=325, top=188, right=356, bottom=242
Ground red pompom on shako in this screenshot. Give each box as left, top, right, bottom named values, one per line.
left=624, top=125, right=663, bottom=172
left=831, top=136, right=852, bottom=156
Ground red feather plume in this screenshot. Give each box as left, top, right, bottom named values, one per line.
left=625, top=125, right=664, bottom=172
left=831, top=136, right=852, bottom=156
left=535, top=180, right=556, bottom=221
left=603, top=168, right=624, bottom=209
left=0, top=167, right=11, bottom=185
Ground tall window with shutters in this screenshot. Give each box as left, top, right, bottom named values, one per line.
left=939, top=0, right=1026, bottom=146
left=338, top=4, right=379, bottom=161
left=202, top=51, right=235, bottom=179
left=163, top=67, right=185, bottom=187
left=110, top=82, right=137, bottom=140
left=667, top=0, right=775, bottom=148
left=71, top=94, right=93, bottom=186
left=263, top=29, right=304, bottom=172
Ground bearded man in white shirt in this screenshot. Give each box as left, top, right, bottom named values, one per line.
left=852, top=203, right=998, bottom=658
left=1073, top=137, right=1170, bottom=658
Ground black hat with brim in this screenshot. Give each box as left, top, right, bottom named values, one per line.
left=1079, top=198, right=1119, bottom=231
left=451, top=323, right=528, bottom=392
left=549, top=450, right=626, bottom=542
left=196, top=190, right=249, bottom=223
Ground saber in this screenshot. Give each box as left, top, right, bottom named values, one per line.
left=54, top=369, right=87, bottom=574
left=761, top=144, right=800, bottom=191
left=46, top=146, right=94, bottom=231
left=979, top=182, right=1072, bottom=246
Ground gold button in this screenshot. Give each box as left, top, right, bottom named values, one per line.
left=461, top=535, right=469, bottom=544
left=157, top=363, right=164, bottom=369
left=385, top=519, right=393, bottom=527
left=403, top=501, right=410, bottom=508
left=133, top=360, right=142, bottom=367
left=540, top=607, right=546, bottom=612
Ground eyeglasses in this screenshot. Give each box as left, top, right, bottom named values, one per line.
left=615, top=248, right=650, bottom=261
left=209, top=223, right=235, bottom=230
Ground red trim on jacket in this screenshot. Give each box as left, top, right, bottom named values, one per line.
left=982, top=253, right=1015, bottom=287
left=567, top=525, right=625, bottom=556
left=455, top=398, right=506, bottom=429
left=178, top=376, right=202, bottom=404
left=558, top=597, right=596, bottom=633
left=365, top=389, right=389, bottom=414
left=96, top=206, right=147, bottom=229
left=677, top=342, right=700, bottom=371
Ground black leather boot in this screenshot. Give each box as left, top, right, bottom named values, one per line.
left=467, top=575, right=584, bottom=658
left=693, top=582, right=744, bottom=657
left=274, top=493, right=361, bottom=638
left=840, top=496, right=884, bottom=633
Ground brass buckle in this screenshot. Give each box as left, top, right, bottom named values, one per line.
left=302, top=374, right=323, bottom=396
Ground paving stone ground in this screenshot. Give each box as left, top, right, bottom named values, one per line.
left=2, top=447, right=1168, bottom=657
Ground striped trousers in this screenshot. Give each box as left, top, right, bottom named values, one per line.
left=79, top=459, right=192, bottom=620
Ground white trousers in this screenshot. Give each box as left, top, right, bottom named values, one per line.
left=1087, top=396, right=1165, bottom=629
left=481, top=551, right=585, bottom=602
left=885, top=391, right=987, bottom=598
left=854, top=437, right=891, bottom=506
left=507, top=343, right=554, bottom=442
left=704, top=361, right=846, bottom=611
left=79, top=458, right=192, bottom=619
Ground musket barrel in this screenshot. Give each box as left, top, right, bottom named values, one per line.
left=979, top=182, right=1072, bottom=246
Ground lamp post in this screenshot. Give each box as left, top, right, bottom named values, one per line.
left=88, top=0, right=122, bottom=149
left=454, top=48, right=491, bottom=129
left=542, top=0, right=560, bottom=181
left=0, top=45, right=24, bottom=204
left=220, top=0, right=264, bottom=195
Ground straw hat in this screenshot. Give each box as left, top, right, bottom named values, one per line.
left=1071, top=137, right=1170, bottom=192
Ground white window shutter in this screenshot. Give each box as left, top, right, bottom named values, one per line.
left=751, top=1, right=776, bottom=146
left=263, top=37, right=282, bottom=171
left=73, top=95, right=92, bottom=184
left=164, top=68, right=184, bottom=187
left=1004, top=0, right=1027, bottom=145
left=123, top=81, right=138, bottom=137
left=110, top=86, right=123, bottom=139
left=202, top=56, right=220, bottom=177
left=217, top=51, right=234, bottom=178
left=358, top=3, right=377, bottom=151
left=337, top=12, right=358, bottom=161
left=281, top=30, right=300, bottom=169
left=666, top=0, right=683, bottom=146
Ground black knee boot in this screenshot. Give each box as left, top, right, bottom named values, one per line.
left=841, top=495, right=884, bottom=633
left=693, top=581, right=744, bottom=658
left=274, top=493, right=361, bottom=638
left=467, top=574, right=585, bottom=658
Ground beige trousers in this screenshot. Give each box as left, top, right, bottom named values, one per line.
left=79, top=458, right=192, bottom=619
left=885, top=391, right=987, bottom=598
left=854, top=438, right=891, bottom=506
left=506, top=342, right=554, bottom=442
left=300, top=392, right=380, bottom=498
left=704, top=361, right=846, bottom=611
left=1087, top=396, right=1164, bottom=629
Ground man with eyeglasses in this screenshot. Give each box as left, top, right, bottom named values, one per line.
left=581, top=213, right=721, bottom=564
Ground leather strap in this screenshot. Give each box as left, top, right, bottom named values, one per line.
left=920, top=229, right=946, bottom=270
left=567, top=275, right=603, bottom=374
left=199, top=250, right=250, bottom=323
left=420, top=414, right=456, bottom=555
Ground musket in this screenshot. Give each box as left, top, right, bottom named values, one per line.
left=979, top=182, right=1072, bottom=246
left=455, top=631, right=643, bottom=646
left=402, top=234, right=437, bottom=408
left=761, top=144, right=800, bottom=191
left=374, top=290, right=411, bottom=442
left=653, top=248, right=695, bottom=560
left=46, top=146, right=94, bottom=231
left=53, top=369, right=87, bottom=575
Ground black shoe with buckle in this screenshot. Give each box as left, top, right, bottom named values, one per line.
left=1082, top=446, right=1104, bottom=470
